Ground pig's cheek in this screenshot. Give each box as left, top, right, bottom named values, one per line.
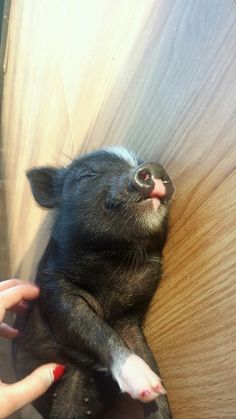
left=112, top=354, right=166, bottom=402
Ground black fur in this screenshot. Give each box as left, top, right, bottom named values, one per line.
left=13, top=148, right=173, bottom=419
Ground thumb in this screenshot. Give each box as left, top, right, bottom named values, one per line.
left=0, top=363, right=65, bottom=418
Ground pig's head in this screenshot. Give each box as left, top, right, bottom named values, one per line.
left=27, top=148, right=174, bottom=250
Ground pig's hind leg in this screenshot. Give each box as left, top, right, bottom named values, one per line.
left=48, top=366, right=113, bottom=419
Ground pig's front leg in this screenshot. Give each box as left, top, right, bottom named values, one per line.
left=41, top=288, right=165, bottom=403
left=114, top=317, right=172, bottom=419
left=114, top=317, right=161, bottom=375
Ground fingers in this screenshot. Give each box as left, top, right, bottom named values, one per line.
left=0, top=279, right=27, bottom=292
left=0, top=283, right=39, bottom=321
left=10, top=300, right=30, bottom=314
left=0, top=322, right=21, bottom=339
left=0, top=280, right=33, bottom=313
left=0, top=364, right=65, bottom=418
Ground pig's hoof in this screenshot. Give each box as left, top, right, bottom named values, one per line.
left=114, top=354, right=166, bottom=402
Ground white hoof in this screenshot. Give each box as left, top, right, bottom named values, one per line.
left=113, top=354, right=166, bottom=402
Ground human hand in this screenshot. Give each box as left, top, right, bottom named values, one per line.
left=0, top=279, right=65, bottom=418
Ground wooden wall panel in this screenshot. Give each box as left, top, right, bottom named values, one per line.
left=2, top=0, right=236, bottom=418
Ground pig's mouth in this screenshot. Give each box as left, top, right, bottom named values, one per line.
left=107, top=179, right=174, bottom=213
left=130, top=177, right=174, bottom=211
left=106, top=165, right=174, bottom=213
left=135, top=196, right=163, bottom=212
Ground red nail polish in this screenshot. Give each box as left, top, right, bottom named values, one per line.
left=53, top=365, right=65, bottom=382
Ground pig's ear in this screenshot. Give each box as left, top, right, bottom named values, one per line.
left=26, top=167, right=62, bottom=208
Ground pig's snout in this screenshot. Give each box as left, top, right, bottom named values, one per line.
left=129, top=163, right=174, bottom=201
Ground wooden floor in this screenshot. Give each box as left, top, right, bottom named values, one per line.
left=1, top=1, right=236, bottom=418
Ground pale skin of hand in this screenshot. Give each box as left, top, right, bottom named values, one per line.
left=0, top=279, right=64, bottom=419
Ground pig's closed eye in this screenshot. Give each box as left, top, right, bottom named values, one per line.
left=75, top=172, right=99, bottom=182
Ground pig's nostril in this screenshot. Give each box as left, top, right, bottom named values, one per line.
left=130, top=166, right=154, bottom=196
left=129, top=162, right=173, bottom=200
left=138, top=170, right=151, bottom=182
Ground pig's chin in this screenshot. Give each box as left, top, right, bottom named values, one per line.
left=132, top=197, right=168, bottom=231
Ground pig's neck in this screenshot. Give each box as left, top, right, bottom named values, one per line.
left=51, top=229, right=166, bottom=267
left=42, top=239, right=162, bottom=282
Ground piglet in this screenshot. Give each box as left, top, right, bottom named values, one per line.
left=13, top=147, right=174, bottom=419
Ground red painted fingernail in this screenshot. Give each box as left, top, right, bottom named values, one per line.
left=140, top=390, right=151, bottom=398
left=53, top=365, right=65, bottom=382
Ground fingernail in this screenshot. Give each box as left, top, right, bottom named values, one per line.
left=53, top=365, right=65, bottom=382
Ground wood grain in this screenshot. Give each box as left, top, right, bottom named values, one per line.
left=2, top=0, right=236, bottom=417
